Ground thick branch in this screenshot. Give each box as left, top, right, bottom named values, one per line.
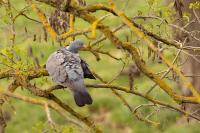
left=47, top=83, right=200, bottom=121
left=16, top=78, right=102, bottom=133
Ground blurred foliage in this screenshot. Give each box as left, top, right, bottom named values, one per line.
left=189, top=1, right=200, bottom=9
left=0, top=0, right=200, bottom=133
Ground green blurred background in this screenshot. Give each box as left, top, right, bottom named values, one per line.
left=0, top=0, right=200, bottom=133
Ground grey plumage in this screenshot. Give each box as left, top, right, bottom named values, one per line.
left=46, top=40, right=94, bottom=107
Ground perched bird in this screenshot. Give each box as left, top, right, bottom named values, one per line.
left=46, top=40, right=95, bottom=107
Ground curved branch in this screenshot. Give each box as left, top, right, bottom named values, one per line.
left=14, top=78, right=102, bottom=133
left=46, top=83, right=200, bottom=121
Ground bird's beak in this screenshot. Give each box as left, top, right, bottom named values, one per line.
left=83, top=45, right=87, bottom=48
left=80, top=45, right=87, bottom=50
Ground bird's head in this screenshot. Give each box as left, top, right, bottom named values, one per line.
left=67, top=40, right=84, bottom=53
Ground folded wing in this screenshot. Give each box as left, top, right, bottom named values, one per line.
left=80, top=59, right=96, bottom=79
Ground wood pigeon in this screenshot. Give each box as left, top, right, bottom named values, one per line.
left=46, top=40, right=95, bottom=107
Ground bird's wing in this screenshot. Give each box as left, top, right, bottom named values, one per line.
left=63, top=52, right=84, bottom=81
left=46, top=51, right=68, bottom=84
left=80, top=59, right=96, bottom=79
left=46, top=48, right=84, bottom=85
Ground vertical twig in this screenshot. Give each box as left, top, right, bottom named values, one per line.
left=0, top=98, right=6, bottom=133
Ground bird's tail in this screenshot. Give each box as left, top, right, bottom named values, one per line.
left=73, top=91, right=93, bottom=107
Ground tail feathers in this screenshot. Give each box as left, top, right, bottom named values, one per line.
left=73, top=91, right=93, bottom=107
